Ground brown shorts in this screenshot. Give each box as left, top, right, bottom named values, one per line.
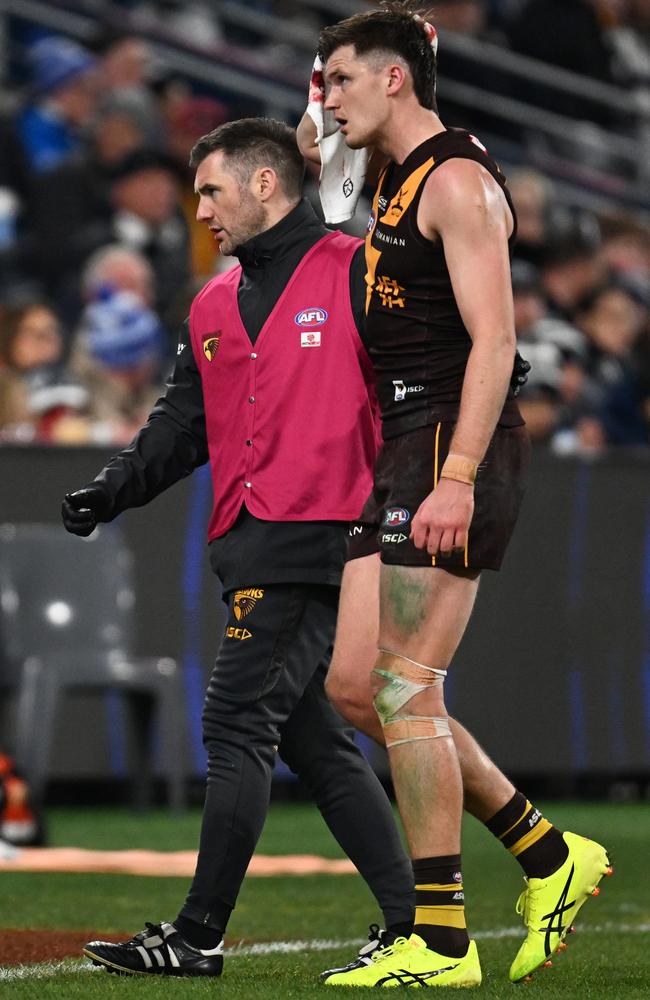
left=348, top=422, right=530, bottom=571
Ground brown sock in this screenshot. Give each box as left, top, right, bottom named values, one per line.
left=412, top=855, right=470, bottom=958
left=485, top=791, right=569, bottom=878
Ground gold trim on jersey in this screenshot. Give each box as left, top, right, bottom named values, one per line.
left=379, top=157, right=435, bottom=228
left=365, top=157, right=436, bottom=314
left=364, top=168, right=386, bottom=316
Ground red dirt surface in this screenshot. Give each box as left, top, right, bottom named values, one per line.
left=0, top=929, right=124, bottom=966
left=0, top=848, right=356, bottom=877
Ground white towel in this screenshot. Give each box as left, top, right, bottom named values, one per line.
left=305, top=18, right=438, bottom=225
left=305, top=55, right=367, bottom=225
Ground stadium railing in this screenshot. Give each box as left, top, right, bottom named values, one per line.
left=0, top=0, right=647, bottom=217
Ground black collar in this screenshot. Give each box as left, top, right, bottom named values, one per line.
left=234, top=198, right=325, bottom=270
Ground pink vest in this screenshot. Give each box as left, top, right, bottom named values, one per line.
left=189, top=231, right=380, bottom=541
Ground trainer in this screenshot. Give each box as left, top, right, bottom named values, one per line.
left=62, top=117, right=415, bottom=978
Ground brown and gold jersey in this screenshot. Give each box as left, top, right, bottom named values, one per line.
left=365, top=128, right=523, bottom=438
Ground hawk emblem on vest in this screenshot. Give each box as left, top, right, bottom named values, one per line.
left=385, top=185, right=408, bottom=221
left=203, top=333, right=221, bottom=361
left=233, top=588, right=265, bottom=620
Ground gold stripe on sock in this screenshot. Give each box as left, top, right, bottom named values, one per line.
left=416, top=883, right=462, bottom=892
left=498, top=801, right=531, bottom=841
left=510, top=817, right=553, bottom=858
left=414, top=906, right=467, bottom=929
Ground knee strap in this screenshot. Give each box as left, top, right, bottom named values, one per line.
left=382, top=714, right=452, bottom=749
left=373, top=649, right=447, bottom=722
left=372, top=649, right=451, bottom=749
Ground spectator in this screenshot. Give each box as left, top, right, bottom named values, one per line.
left=599, top=215, right=650, bottom=284
left=26, top=92, right=153, bottom=325
left=81, top=244, right=157, bottom=308
left=508, top=168, right=562, bottom=268
left=165, top=95, right=229, bottom=279
left=0, top=300, right=88, bottom=442
left=17, top=36, right=100, bottom=174
left=108, top=149, right=191, bottom=338
left=22, top=365, right=91, bottom=445
left=540, top=214, right=605, bottom=321
left=0, top=370, right=29, bottom=438
left=574, top=280, right=650, bottom=446
left=69, top=287, right=167, bottom=444
left=88, top=24, right=162, bottom=145
left=29, top=148, right=190, bottom=340
left=90, top=25, right=153, bottom=94
left=512, top=259, right=589, bottom=441
left=95, top=90, right=159, bottom=166
left=0, top=301, right=64, bottom=374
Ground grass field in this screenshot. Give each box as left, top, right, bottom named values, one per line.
left=1, top=800, right=648, bottom=998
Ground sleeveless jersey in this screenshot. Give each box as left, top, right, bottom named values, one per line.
left=364, top=128, right=523, bottom=438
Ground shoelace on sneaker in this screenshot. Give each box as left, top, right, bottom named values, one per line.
left=370, top=937, right=410, bottom=964
left=516, top=882, right=539, bottom=926
left=358, top=924, right=381, bottom=958
left=135, top=923, right=168, bottom=945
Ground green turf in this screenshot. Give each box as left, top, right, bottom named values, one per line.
left=1, top=801, right=649, bottom=998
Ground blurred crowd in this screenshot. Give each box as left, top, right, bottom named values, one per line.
left=0, top=22, right=235, bottom=446
left=0, top=0, right=649, bottom=454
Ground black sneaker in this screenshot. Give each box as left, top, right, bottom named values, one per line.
left=83, top=921, right=224, bottom=977
left=319, top=924, right=396, bottom=981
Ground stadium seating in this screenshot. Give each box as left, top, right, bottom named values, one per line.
left=0, top=523, right=186, bottom=811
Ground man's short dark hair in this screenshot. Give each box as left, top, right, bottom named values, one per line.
left=190, top=117, right=305, bottom=201
left=318, top=1, right=437, bottom=112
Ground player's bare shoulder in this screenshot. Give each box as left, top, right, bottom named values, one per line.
left=417, top=157, right=513, bottom=243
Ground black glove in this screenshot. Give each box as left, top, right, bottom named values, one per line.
left=511, top=350, right=531, bottom=397
left=61, top=483, right=112, bottom=537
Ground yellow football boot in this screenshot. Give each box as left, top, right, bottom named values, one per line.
left=321, top=934, right=481, bottom=988
left=509, top=831, right=613, bottom=982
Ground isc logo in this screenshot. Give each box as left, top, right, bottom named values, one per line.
left=295, top=307, right=328, bottom=327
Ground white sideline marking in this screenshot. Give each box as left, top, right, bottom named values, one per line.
left=2, top=925, right=650, bottom=982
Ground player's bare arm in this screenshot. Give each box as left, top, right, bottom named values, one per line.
left=297, top=111, right=321, bottom=164
left=411, top=159, right=516, bottom=556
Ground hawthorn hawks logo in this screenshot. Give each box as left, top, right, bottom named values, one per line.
left=233, top=588, right=265, bottom=621
left=203, top=333, right=221, bottom=361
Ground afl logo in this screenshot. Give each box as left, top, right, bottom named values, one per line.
left=383, top=507, right=410, bottom=527
left=295, top=307, right=328, bottom=327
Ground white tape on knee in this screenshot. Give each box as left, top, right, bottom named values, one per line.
left=372, top=648, right=447, bottom=725
left=372, top=649, right=451, bottom=748
left=383, top=715, right=452, bottom=749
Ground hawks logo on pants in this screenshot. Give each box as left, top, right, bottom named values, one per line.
left=233, top=588, right=264, bottom=621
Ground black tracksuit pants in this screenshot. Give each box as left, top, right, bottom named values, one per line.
left=179, top=582, right=414, bottom=933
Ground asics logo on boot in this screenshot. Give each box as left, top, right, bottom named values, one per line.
left=378, top=964, right=459, bottom=986
left=540, top=865, right=577, bottom=955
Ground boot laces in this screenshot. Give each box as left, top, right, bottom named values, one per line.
left=515, top=880, right=540, bottom=926
left=134, top=922, right=166, bottom=944
left=358, top=925, right=382, bottom=958
left=371, top=937, right=410, bottom=963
